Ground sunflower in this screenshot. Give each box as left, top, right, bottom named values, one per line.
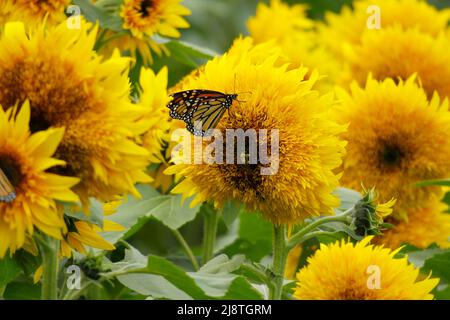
left=344, top=27, right=450, bottom=98
left=294, top=237, right=439, bottom=300
left=0, top=101, right=79, bottom=258
left=99, top=0, right=190, bottom=64
left=165, top=37, right=346, bottom=225
left=376, top=200, right=450, bottom=249
left=335, top=76, right=450, bottom=220
left=2, top=0, right=70, bottom=26
left=0, top=21, right=152, bottom=208
left=319, top=0, right=450, bottom=58
left=60, top=218, right=124, bottom=258
left=247, top=0, right=341, bottom=93
left=138, top=67, right=171, bottom=163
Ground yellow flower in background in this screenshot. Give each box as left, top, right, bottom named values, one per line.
left=319, top=0, right=450, bottom=58
left=0, top=21, right=152, bottom=208
left=121, top=0, right=190, bottom=38
left=107, top=0, right=190, bottom=64
left=138, top=67, right=171, bottom=163
left=247, top=0, right=341, bottom=92
left=376, top=200, right=450, bottom=249
left=0, top=102, right=79, bottom=258
left=60, top=198, right=124, bottom=258
left=344, top=27, right=450, bottom=98
left=2, top=0, right=70, bottom=26
left=60, top=218, right=124, bottom=258
left=336, top=76, right=450, bottom=220
left=284, top=244, right=302, bottom=280
left=166, top=37, right=346, bottom=225
left=294, top=237, right=439, bottom=300
left=247, top=0, right=312, bottom=43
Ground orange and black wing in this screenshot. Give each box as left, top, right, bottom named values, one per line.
left=0, top=168, right=16, bottom=203
left=168, top=90, right=237, bottom=136
left=186, top=97, right=229, bottom=136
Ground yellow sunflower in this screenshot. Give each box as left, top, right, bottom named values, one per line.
left=60, top=218, right=124, bottom=258
left=247, top=0, right=342, bottom=93
left=99, top=0, right=190, bottom=64
left=165, top=37, right=346, bottom=225
left=2, top=0, right=70, bottom=26
left=376, top=199, right=450, bottom=249
left=294, top=237, right=439, bottom=300
left=0, top=101, right=79, bottom=258
left=344, top=27, right=450, bottom=98
left=138, top=66, right=171, bottom=163
left=335, top=76, right=450, bottom=220
left=319, top=0, right=450, bottom=58
left=0, top=21, right=152, bottom=208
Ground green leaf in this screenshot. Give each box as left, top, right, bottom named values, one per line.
left=117, top=274, right=193, bottom=300
left=3, top=282, right=41, bottom=300
left=434, top=283, right=450, bottom=300
left=100, top=184, right=161, bottom=243
left=162, top=40, right=216, bottom=68
left=0, top=256, right=22, bottom=288
left=416, top=179, right=450, bottom=187
left=221, top=200, right=243, bottom=227
left=146, top=255, right=208, bottom=299
left=102, top=185, right=200, bottom=244
left=421, top=251, right=450, bottom=283
left=148, top=194, right=200, bottom=230
left=73, top=0, right=123, bottom=32
left=114, top=247, right=262, bottom=300
left=406, top=248, right=444, bottom=268
left=199, top=254, right=245, bottom=274
left=333, top=187, right=362, bottom=213
left=221, top=212, right=273, bottom=261
left=64, top=198, right=104, bottom=228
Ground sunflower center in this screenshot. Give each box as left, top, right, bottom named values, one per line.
left=379, top=143, right=404, bottom=167
left=139, top=0, right=154, bottom=17
left=0, top=59, right=94, bottom=133
left=0, top=155, right=23, bottom=188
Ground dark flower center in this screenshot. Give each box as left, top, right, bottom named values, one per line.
left=139, top=0, right=154, bottom=17
left=380, top=143, right=404, bottom=167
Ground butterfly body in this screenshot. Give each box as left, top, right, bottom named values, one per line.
left=0, top=168, right=16, bottom=203
left=168, top=90, right=238, bottom=136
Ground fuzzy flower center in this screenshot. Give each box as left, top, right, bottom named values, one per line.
left=0, top=59, right=93, bottom=132
left=139, top=0, right=154, bottom=17
left=380, top=143, right=404, bottom=167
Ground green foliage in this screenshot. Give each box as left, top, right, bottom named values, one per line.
left=0, top=255, right=22, bottom=288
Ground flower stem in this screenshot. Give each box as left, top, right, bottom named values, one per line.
left=38, top=235, right=60, bottom=300
left=172, top=229, right=199, bottom=271
left=202, top=208, right=220, bottom=265
left=270, top=224, right=287, bottom=300
left=287, top=211, right=352, bottom=249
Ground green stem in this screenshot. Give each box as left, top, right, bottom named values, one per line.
left=172, top=229, right=199, bottom=271
left=270, top=224, right=287, bottom=300
left=287, top=211, right=352, bottom=249
left=38, top=235, right=60, bottom=300
left=202, top=208, right=220, bottom=265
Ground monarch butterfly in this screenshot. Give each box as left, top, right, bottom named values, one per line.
left=0, top=167, right=16, bottom=203
left=168, top=89, right=238, bottom=136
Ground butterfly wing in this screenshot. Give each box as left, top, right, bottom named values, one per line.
left=168, top=90, right=236, bottom=136
left=186, top=99, right=228, bottom=136
left=0, top=168, right=16, bottom=203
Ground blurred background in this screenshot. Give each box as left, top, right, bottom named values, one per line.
left=180, top=0, right=450, bottom=53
